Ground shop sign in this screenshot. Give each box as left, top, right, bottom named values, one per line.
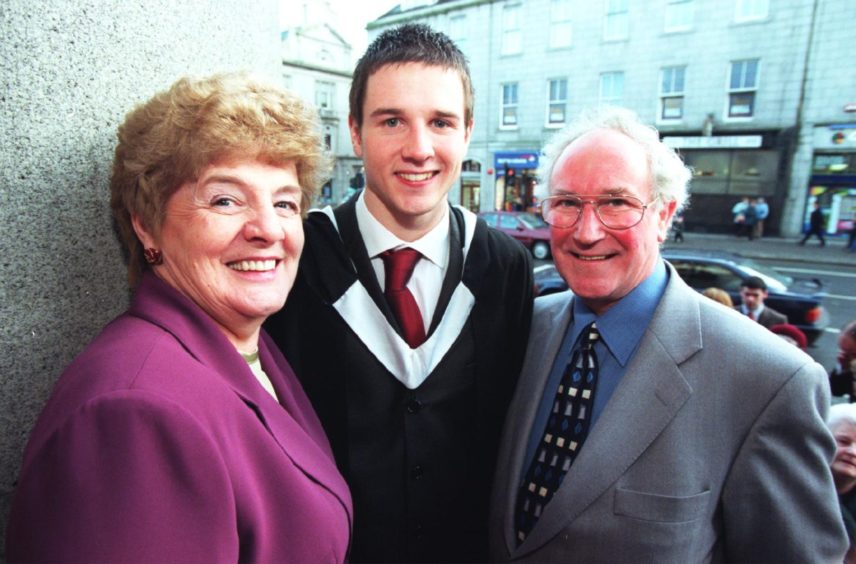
left=494, top=151, right=539, bottom=170
left=662, top=135, right=762, bottom=149
left=814, top=125, right=856, bottom=149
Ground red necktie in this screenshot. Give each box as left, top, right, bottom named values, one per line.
left=381, top=248, right=426, bottom=349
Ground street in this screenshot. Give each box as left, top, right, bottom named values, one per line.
left=770, top=259, right=856, bottom=371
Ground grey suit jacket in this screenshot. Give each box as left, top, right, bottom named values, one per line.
left=490, top=264, right=846, bottom=563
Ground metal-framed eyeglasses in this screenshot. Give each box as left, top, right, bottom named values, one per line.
left=539, top=194, right=659, bottom=230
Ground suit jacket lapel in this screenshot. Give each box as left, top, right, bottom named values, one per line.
left=513, top=266, right=701, bottom=558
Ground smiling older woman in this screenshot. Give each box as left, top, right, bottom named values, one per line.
left=6, top=73, right=352, bottom=563
left=829, top=403, right=856, bottom=563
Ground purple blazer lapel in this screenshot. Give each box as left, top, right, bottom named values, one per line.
left=259, top=332, right=352, bottom=511
left=129, top=272, right=351, bottom=518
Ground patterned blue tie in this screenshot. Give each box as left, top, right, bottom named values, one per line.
left=514, top=322, right=600, bottom=544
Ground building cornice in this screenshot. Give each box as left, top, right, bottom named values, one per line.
left=367, top=0, right=495, bottom=29
left=281, top=59, right=352, bottom=78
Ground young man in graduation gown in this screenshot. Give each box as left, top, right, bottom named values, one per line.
left=265, top=24, right=533, bottom=563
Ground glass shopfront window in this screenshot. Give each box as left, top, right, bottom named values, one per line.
left=813, top=153, right=855, bottom=175
left=683, top=149, right=776, bottom=195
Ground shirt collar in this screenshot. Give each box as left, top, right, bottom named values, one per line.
left=571, top=259, right=669, bottom=366
left=742, top=303, right=765, bottom=316
left=355, top=190, right=450, bottom=268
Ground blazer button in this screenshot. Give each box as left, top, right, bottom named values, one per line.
left=410, top=465, right=424, bottom=480
left=406, top=398, right=423, bottom=414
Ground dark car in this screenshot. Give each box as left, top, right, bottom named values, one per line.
left=479, top=211, right=551, bottom=259
left=532, top=249, right=828, bottom=345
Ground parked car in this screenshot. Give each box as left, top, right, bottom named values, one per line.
left=532, top=249, right=828, bottom=345
left=479, top=211, right=551, bottom=259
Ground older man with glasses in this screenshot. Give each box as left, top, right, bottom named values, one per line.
left=489, top=106, right=846, bottom=563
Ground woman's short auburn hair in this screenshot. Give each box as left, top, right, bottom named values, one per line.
left=701, top=287, right=734, bottom=308
left=110, top=72, right=329, bottom=286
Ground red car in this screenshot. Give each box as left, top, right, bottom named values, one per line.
left=479, top=211, right=552, bottom=259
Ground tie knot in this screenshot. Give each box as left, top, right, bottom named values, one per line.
left=381, top=248, right=422, bottom=292
left=581, top=322, right=600, bottom=350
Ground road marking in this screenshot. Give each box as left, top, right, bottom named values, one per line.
left=825, top=294, right=856, bottom=302
left=776, top=266, right=856, bottom=278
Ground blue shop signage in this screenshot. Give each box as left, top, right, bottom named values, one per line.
left=494, top=151, right=539, bottom=174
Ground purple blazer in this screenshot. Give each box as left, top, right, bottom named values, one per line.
left=6, top=273, right=352, bottom=563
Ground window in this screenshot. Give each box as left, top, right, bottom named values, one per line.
left=604, top=0, right=629, bottom=41
left=728, top=59, right=759, bottom=118
left=549, top=0, right=573, bottom=48
left=501, top=4, right=522, bottom=55
left=660, top=66, right=686, bottom=120
left=462, top=159, right=482, bottom=173
left=670, top=261, right=744, bottom=293
left=599, top=72, right=624, bottom=105
left=449, top=14, right=467, bottom=52
left=735, top=0, right=769, bottom=22
left=501, top=83, right=519, bottom=127
left=315, top=80, right=335, bottom=110
left=499, top=215, right=519, bottom=230
left=664, top=0, right=694, bottom=31
left=814, top=154, right=855, bottom=175
left=546, top=79, right=568, bottom=126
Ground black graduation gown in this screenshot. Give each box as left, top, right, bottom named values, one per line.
left=265, top=195, right=533, bottom=563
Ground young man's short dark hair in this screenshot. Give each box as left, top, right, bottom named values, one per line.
left=348, top=23, right=474, bottom=127
left=741, top=275, right=768, bottom=291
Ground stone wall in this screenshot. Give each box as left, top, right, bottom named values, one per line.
left=0, top=0, right=280, bottom=553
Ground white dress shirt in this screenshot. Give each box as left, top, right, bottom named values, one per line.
left=355, top=191, right=450, bottom=332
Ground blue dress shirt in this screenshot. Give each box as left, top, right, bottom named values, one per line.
left=521, top=260, right=670, bottom=475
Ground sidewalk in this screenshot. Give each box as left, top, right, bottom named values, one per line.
left=663, top=232, right=854, bottom=268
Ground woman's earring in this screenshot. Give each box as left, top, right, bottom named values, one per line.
left=143, top=248, right=163, bottom=265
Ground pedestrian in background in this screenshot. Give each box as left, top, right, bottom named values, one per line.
left=826, top=403, right=856, bottom=563
left=732, top=197, right=748, bottom=237
left=831, top=320, right=856, bottom=402
left=702, top=287, right=733, bottom=308
left=770, top=323, right=808, bottom=351
left=670, top=207, right=685, bottom=242
left=753, top=196, right=769, bottom=239
left=741, top=197, right=758, bottom=240
left=736, top=276, right=787, bottom=328
left=848, top=211, right=856, bottom=252
left=800, top=200, right=827, bottom=246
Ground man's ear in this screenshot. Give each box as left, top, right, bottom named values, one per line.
left=656, top=199, right=678, bottom=243
left=464, top=118, right=474, bottom=145
left=348, top=115, right=363, bottom=158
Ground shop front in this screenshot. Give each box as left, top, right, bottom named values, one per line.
left=493, top=150, right=540, bottom=212
left=460, top=159, right=482, bottom=213
left=663, top=131, right=789, bottom=235
left=805, top=124, right=856, bottom=236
